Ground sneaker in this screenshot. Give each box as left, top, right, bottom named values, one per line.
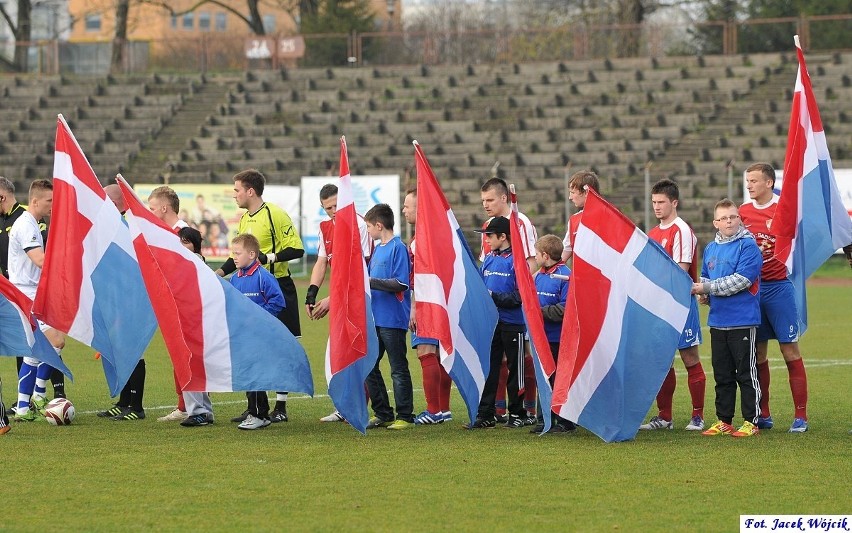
left=788, top=418, right=809, bottom=433
left=494, top=414, right=508, bottom=424
left=529, top=423, right=545, bottom=434
left=442, top=411, right=453, bottom=422
left=685, top=416, right=705, bottom=431
left=269, top=409, right=288, bottom=423
left=639, top=416, right=673, bottom=430
left=237, top=414, right=270, bottom=430
left=0, top=425, right=9, bottom=436
left=31, top=395, right=49, bottom=415
left=157, top=409, right=188, bottom=422
left=414, top=411, right=443, bottom=425
left=702, top=420, right=734, bottom=436
left=230, top=409, right=249, bottom=423
left=181, top=413, right=213, bottom=427
left=320, top=410, right=344, bottom=422
left=13, top=409, right=37, bottom=422
left=504, top=415, right=525, bottom=428
left=732, top=421, right=759, bottom=438
left=522, top=415, right=538, bottom=426
left=756, top=416, right=774, bottom=430
left=465, top=417, right=496, bottom=429
left=366, top=417, right=391, bottom=429
left=112, top=408, right=146, bottom=421
left=98, top=405, right=124, bottom=418
left=387, top=419, right=414, bottom=430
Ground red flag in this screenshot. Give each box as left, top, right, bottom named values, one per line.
left=326, top=136, right=379, bottom=434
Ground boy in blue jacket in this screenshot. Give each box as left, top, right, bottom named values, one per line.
left=229, top=233, right=286, bottom=430
left=531, top=234, right=576, bottom=434
left=469, top=216, right=526, bottom=429
left=691, top=199, right=763, bottom=438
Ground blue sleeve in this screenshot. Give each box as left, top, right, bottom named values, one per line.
left=392, top=242, right=410, bottom=286
left=261, top=271, right=285, bottom=316
left=701, top=244, right=710, bottom=280
left=738, top=239, right=763, bottom=283
left=559, top=268, right=570, bottom=304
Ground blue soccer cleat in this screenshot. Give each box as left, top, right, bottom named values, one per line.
left=788, top=418, right=809, bottom=433
left=756, top=416, right=774, bottom=430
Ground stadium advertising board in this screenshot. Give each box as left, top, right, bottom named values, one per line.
left=300, top=175, right=400, bottom=255
left=134, top=183, right=299, bottom=261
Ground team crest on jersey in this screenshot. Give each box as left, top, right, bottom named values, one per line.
left=661, top=238, right=668, bottom=247
left=765, top=220, right=772, bottom=230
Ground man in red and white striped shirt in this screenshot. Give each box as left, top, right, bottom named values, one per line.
left=639, top=179, right=707, bottom=432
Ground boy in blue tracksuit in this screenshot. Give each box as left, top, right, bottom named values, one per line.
left=469, top=216, right=526, bottom=429
left=531, top=234, right=576, bottom=434
left=691, top=199, right=763, bottom=438
left=229, top=233, right=286, bottom=430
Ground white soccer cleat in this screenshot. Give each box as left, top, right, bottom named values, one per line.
left=639, top=416, right=673, bottom=430
left=685, top=416, right=705, bottom=431
left=157, top=409, right=188, bottom=422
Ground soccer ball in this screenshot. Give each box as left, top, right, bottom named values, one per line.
left=43, top=398, right=76, bottom=426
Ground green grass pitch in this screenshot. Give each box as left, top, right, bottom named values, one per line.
left=1, top=274, right=850, bottom=531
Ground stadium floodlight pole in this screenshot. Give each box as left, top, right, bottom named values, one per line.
left=644, top=161, right=652, bottom=233
left=726, top=159, right=735, bottom=201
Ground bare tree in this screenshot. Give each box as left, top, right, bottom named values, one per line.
left=111, top=0, right=130, bottom=73
left=141, top=0, right=303, bottom=35
left=0, top=0, right=33, bottom=72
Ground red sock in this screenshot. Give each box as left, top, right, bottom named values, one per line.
left=495, top=359, right=508, bottom=415
left=786, top=358, right=808, bottom=420
left=656, top=367, right=676, bottom=421
left=686, top=362, right=706, bottom=419
left=523, top=355, right=536, bottom=415
left=418, top=353, right=441, bottom=414
left=438, top=366, right=452, bottom=413
left=757, top=360, right=771, bottom=418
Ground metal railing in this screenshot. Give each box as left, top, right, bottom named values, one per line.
left=1, top=13, right=850, bottom=75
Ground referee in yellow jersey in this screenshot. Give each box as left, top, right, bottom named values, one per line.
left=217, top=169, right=305, bottom=423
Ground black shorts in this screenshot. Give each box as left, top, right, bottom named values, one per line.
left=276, top=275, right=301, bottom=337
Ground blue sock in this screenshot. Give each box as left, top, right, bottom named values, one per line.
left=34, top=363, right=54, bottom=397
left=17, top=362, right=37, bottom=410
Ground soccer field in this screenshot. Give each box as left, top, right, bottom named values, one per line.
left=2, top=279, right=850, bottom=532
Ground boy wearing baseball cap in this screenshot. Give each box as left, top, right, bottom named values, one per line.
left=467, top=216, right=527, bottom=429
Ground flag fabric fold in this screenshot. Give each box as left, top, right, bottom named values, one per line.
left=33, top=115, right=156, bottom=395
left=509, top=186, right=556, bottom=434
left=117, top=176, right=314, bottom=395
left=326, top=136, right=379, bottom=434
left=774, top=35, right=852, bottom=335
left=0, top=276, right=72, bottom=378
left=551, top=189, right=692, bottom=442
left=412, top=141, right=498, bottom=424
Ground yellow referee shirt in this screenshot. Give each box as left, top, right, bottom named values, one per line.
left=237, top=202, right=303, bottom=278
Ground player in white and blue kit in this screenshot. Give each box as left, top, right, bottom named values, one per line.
left=8, top=180, right=65, bottom=422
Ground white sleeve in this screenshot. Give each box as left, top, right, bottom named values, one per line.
left=673, top=221, right=696, bottom=264
left=523, top=220, right=538, bottom=259
left=316, top=229, right=327, bottom=258
left=12, top=219, right=41, bottom=251
left=562, top=230, right=572, bottom=253
left=357, top=217, right=373, bottom=257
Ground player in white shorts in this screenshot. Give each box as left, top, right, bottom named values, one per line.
left=8, top=179, right=65, bottom=422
